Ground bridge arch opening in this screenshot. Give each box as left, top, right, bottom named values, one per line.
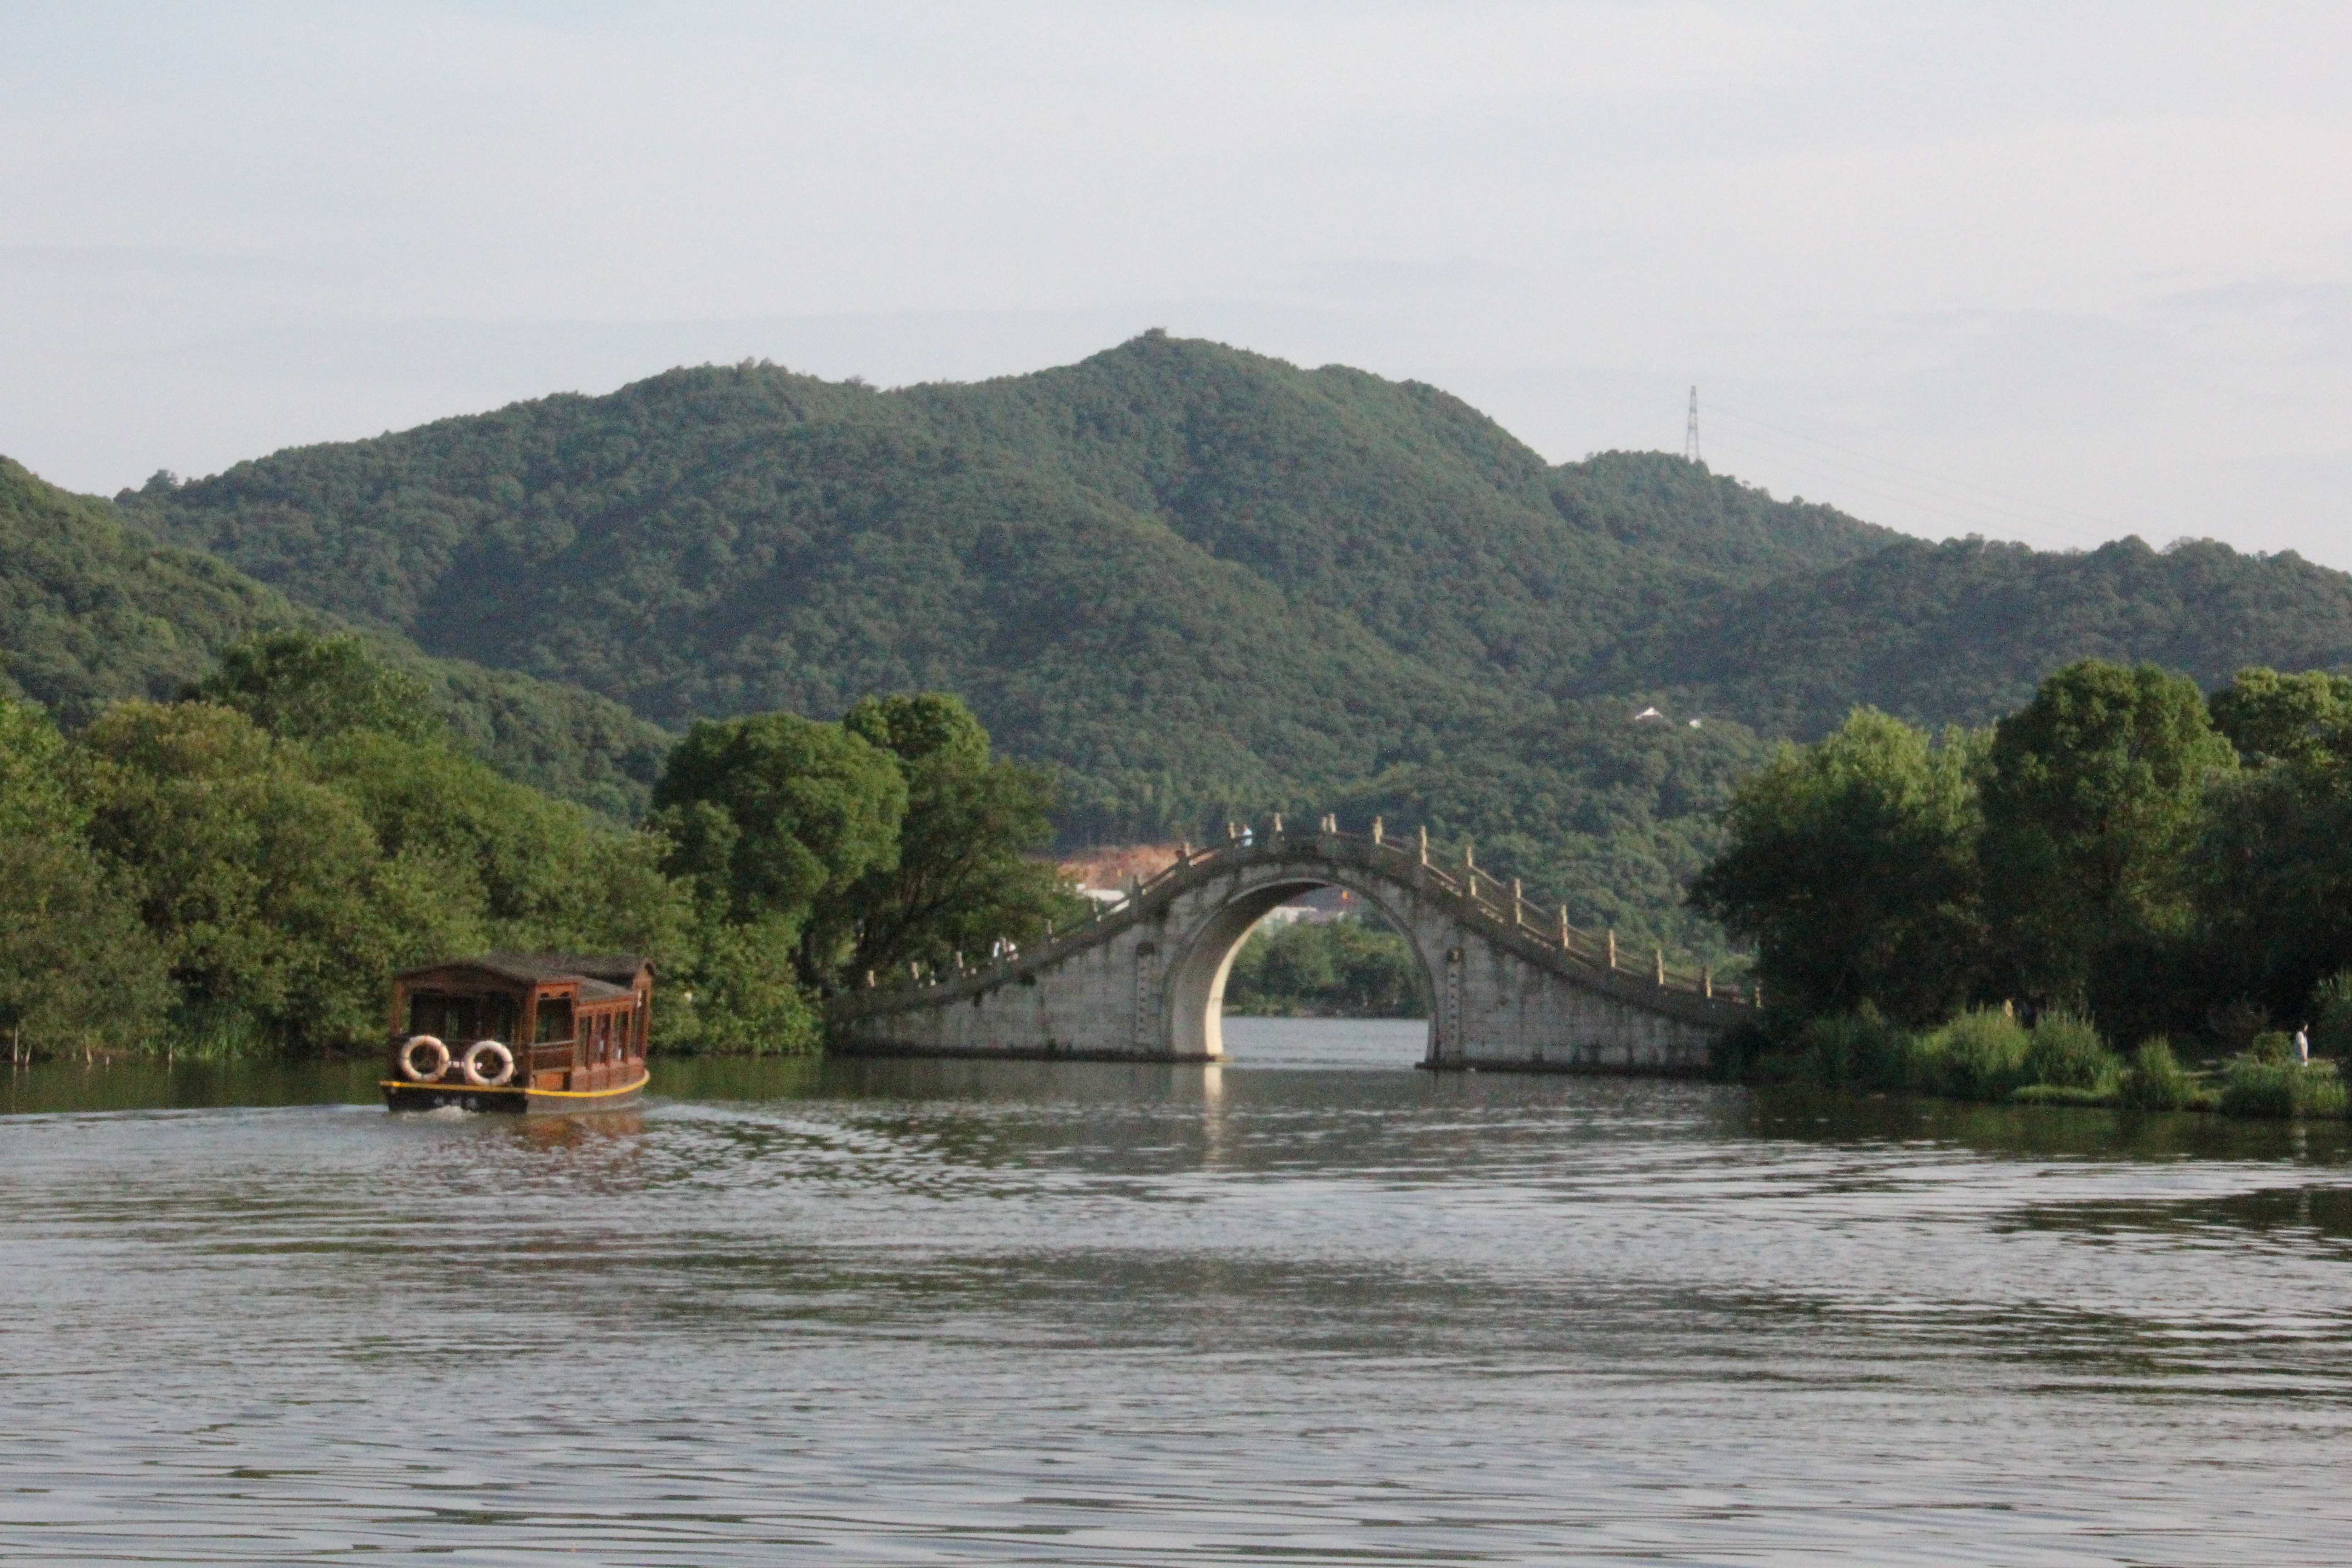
left=1166, top=875, right=1437, bottom=1063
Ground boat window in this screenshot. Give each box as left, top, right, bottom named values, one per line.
left=408, top=992, right=475, bottom=1039
left=534, top=999, right=573, bottom=1044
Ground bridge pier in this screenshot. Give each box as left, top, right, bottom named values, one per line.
left=828, top=829, right=1752, bottom=1074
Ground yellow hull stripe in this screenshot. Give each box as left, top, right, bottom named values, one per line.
left=529, top=1074, right=651, bottom=1099
left=380, top=1073, right=650, bottom=1100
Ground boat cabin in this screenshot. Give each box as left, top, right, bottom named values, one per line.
left=384, top=953, right=653, bottom=1112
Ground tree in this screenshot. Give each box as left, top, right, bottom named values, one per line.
left=2207, top=666, right=2352, bottom=769
left=0, top=835, right=175, bottom=1062
left=658, top=911, right=821, bottom=1056
left=644, top=709, right=902, bottom=1054
left=650, top=712, right=906, bottom=926
left=0, top=696, right=80, bottom=839
left=74, top=701, right=475, bottom=1047
left=2190, top=668, right=2352, bottom=1027
left=311, top=728, right=688, bottom=959
left=1979, top=661, right=2236, bottom=1022
left=1222, top=918, right=1427, bottom=1016
left=191, top=629, right=441, bottom=743
left=827, top=693, right=1076, bottom=986
left=0, top=699, right=172, bottom=1059
left=2189, top=761, right=2352, bottom=1025
left=843, top=692, right=989, bottom=772
left=1690, top=707, right=1986, bottom=1027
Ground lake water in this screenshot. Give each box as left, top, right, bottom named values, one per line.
left=4, top=1017, right=2350, bottom=1565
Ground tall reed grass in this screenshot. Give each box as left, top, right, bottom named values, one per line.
left=164, top=1002, right=279, bottom=1064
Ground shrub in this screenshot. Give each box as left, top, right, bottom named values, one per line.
left=2021, top=1011, right=2122, bottom=1093
left=2219, top=1057, right=2347, bottom=1119
left=2246, top=1030, right=2299, bottom=1065
left=1793, top=1010, right=1916, bottom=1092
left=1915, top=1008, right=2034, bottom=1102
left=2116, top=1037, right=2206, bottom=1111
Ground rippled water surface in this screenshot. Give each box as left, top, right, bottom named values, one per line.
left=5, top=1019, right=2351, bottom=1565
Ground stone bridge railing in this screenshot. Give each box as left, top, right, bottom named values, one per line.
left=833, top=816, right=1755, bottom=1030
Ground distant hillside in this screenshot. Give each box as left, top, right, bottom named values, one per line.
left=887, top=338, right=1897, bottom=689
left=0, top=457, right=670, bottom=818
left=1594, top=534, right=2352, bottom=737
left=119, top=336, right=1875, bottom=809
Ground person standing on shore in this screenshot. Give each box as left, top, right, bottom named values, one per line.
left=2295, top=1025, right=2311, bottom=1063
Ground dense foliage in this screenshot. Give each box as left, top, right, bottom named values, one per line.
left=0, top=457, right=670, bottom=819
left=0, top=632, right=1068, bottom=1062
left=1977, top=662, right=2234, bottom=1019
left=829, top=694, right=1075, bottom=986
left=644, top=694, right=1080, bottom=1050
left=1605, top=534, right=2352, bottom=737
left=0, top=699, right=173, bottom=1060
left=19, top=633, right=690, bottom=1056
left=1700, top=658, right=2352, bottom=1118
left=1222, top=918, right=1429, bottom=1018
left=1690, top=710, right=1983, bottom=1027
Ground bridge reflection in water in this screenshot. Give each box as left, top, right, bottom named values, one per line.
left=832, top=819, right=1754, bottom=1074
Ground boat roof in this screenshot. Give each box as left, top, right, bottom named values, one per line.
left=396, top=953, right=654, bottom=991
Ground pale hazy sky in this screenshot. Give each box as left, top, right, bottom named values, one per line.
left=7, top=2, right=2350, bottom=562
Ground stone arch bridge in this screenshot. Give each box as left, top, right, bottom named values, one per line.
left=830, top=821, right=1754, bottom=1073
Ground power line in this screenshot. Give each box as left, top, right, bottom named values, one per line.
left=1704, top=430, right=2091, bottom=541
left=1591, top=392, right=2134, bottom=551
left=1705, top=401, right=2133, bottom=540
left=1703, top=427, right=2121, bottom=546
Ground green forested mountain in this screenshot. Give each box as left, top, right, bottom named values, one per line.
left=0, top=458, right=670, bottom=817
left=120, top=333, right=1896, bottom=720
left=1597, top=534, right=2352, bottom=738
left=93, top=332, right=2352, bottom=960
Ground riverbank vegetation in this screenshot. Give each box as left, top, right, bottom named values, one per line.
left=1221, top=918, right=1428, bottom=1018
left=0, top=634, right=1071, bottom=1063
left=1698, top=657, right=2352, bottom=1118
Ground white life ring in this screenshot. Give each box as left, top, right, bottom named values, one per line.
left=462, top=1038, right=515, bottom=1088
left=399, top=1035, right=450, bottom=1082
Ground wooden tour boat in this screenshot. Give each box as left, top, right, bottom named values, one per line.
left=382, top=954, right=652, bottom=1113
